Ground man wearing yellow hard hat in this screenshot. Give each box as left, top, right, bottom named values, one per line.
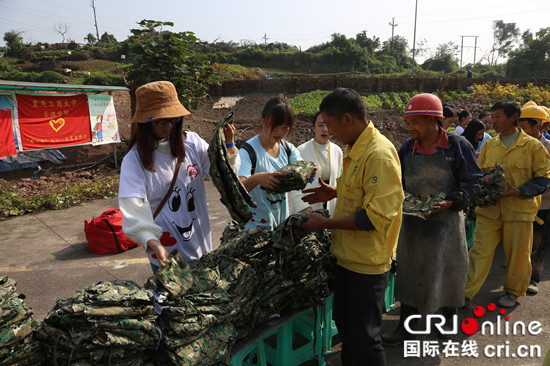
left=518, top=101, right=550, bottom=295
left=465, top=100, right=550, bottom=308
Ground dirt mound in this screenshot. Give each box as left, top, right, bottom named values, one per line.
left=191, top=94, right=411, bottom=148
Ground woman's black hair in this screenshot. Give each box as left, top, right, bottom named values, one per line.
left=127, top=117, right=185, bottom=172
left=443, top=105, right=457, bottom=118
left=261, top=94, right=296, bottom=135
left=458, top=110, right=472, bottom=123
left=312, top=111, right=322, bottom=127
left=478, top=110, right=491, bottom=120
left=462, top=119, right=485, bottom=150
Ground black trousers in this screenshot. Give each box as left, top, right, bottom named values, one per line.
left=333, top=265, right=389, bottom=366
left=532, top=209, right=550, bottom=282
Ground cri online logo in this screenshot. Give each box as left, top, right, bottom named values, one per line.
left=405, top=303, right=542, bottom=336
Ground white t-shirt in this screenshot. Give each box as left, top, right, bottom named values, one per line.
left=119, top=132, right=211, bottom=266
left=238, top=136, right=302, bottom=231
left=455, top=125, right=464, bottom=136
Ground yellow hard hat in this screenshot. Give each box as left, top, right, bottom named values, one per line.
left=541, top=106, right=550, bottom=123
left=520, top=101, right=549, bottom=122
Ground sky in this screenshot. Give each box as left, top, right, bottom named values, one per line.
left=0, top=0, right=549, bottom=65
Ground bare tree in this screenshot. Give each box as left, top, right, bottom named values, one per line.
left=90, top=0, right=100, bottom=41
left=53, top=23, right=71, bottom=43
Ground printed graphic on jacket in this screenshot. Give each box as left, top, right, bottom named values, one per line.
left=152, top=165, right=203, bottom=260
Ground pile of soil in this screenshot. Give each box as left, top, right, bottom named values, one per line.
left=0, top=92, right=412, bottom=203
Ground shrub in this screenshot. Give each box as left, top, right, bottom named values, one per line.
left=38, top=70, right=64, bottom=83
left=83, top=72, right=124, bottom=86
left=471, top=82, right=550, bottom=107
left=211, top=63, right=263, bottom=80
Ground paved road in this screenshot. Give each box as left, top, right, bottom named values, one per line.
left=1, top=181, right=549, bottom=365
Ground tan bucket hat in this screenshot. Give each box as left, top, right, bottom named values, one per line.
left=131, top=81, right=190, bottom=123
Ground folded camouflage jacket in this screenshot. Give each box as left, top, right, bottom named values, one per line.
left=0, top=276, right=43, bottom=366
left=473, top=164, right=506, bottom=207
left=265, top=161, right=316, bottom=195
left=402, top=192, right=447, bottom=220
left=208, top=112, right=257, bottom=227
left=38, top=279, right=159, bottom=366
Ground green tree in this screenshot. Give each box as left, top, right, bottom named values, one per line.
left=84, top=33, right=97, bottom=45
left=99, top=32, right=117, bottom=45
left=487, top=20, right=520, bottom=65
left=125, top=19, right=219, bottom=109
left=3, top=30, right=27, bottom=57
left=355, top=31, right=380, bottom=54
left=421, top=42, right=459, bottom=73
left=506, top=27, right=550, bottom=77
left=379, top=35, right=410, bottom=69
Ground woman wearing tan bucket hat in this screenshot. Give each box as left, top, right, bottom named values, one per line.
left=118, top=81, right=240, bottom=273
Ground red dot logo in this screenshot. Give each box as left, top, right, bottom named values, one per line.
left=461, top=318, right=479, bottom=335
left=473, top=306, right=485, bottom=317
left=462, top=302, right=512, bottom=335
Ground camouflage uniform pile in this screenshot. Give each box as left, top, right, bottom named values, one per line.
left=473, top=164, right=507, bottom=207
left=38, top=280, right=160, bottom=365
left=144, top=253, right=238, bottom=365
left=265, top=161, right=317, bottom=195
left=208, top=112, right=257, bottom=227
left=0, top=276, right=43, bottom=366
left=145, top=211, right=336, bottom=365
left=402, top=192, right=447, bottom=219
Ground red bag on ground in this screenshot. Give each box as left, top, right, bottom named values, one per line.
left=84, top=208, right=140, bottom=254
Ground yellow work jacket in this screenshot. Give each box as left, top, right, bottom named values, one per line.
left=332, top=122, right=404, bottom=275
left=476, top=129, right=550, bottom=222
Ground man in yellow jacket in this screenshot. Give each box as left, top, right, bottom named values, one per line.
left=465, top=100, right=550, bottom=307
left=301, top=88, right=404, bottom=365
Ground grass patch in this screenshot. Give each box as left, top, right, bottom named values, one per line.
left=0, top=174, right=119, bottom=219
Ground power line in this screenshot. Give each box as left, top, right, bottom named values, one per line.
left=460, top=35, right=479, bottom=66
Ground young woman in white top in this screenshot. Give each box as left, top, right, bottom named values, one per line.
left=454, top=109, right=472, bottom=135
left=289, top=111, right=343, bottom=216
left=118, top=81, right=239, bottom=273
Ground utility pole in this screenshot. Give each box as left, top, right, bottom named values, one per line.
left=411, top=0, right=418, bottom=76
left=262, top=33, right=269, bottom=45
left=90, top=0, right=100, bottom=41
left=459, top=35, right=479, bottom=67
left=389, top=17, right=398, bottom=45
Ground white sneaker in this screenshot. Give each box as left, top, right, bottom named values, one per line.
left=497, top=292, right=518, bottom=308
left=527, top=281, right=539, bottom=295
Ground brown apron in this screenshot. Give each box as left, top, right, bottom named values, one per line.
left=396, top=152, right=468, bottom=314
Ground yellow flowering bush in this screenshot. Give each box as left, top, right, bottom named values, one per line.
left=471, top=82, right=550, bottom=107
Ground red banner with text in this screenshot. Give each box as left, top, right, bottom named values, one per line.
left=0, top=109, right=17, bottom=158
left=16, top=94, right=92, bottom=150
